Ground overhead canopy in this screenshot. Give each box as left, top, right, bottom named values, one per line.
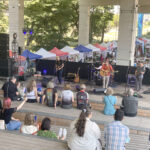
left=22, top=49, right=42, bottom=60
left=85, top=44, right=100, bottom=52
left=35, top=48, right=56, bottom=59
left=50, top=47, right=68, bottom=56
left=61, top=46, right=79, bottom=55
left=74, top=45, right=92, bottom=53
left=94, top=43, right=107, bottom=51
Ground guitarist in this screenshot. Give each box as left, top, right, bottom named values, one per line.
left=55, top=56, right=64, bottom=84
left=101, top=58, right=114, bottom=89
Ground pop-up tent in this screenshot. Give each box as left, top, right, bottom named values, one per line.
left=85, top=44, right=100, bottom=52
left=85, top=44, right=101, bottom=62
left=22, top=49, right=42, bottom=60
left=35, top=48, right=56, bottom=60
left=74, top=45, right=92, bottom=63
left=74, top=45, right=92, bottom=53
left=50, top=47, right=68, bottom=60
left=61, top=46, right=79, bottom=62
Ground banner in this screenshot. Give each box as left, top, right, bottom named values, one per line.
left=138, top=14, right=144, bottom=38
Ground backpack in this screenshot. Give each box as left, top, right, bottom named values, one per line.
left=77, top=91, right=88, bottom=109
left=46, top=89, right=53, bottom=107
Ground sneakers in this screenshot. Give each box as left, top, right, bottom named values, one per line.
left=57, top=128, right=67, bottom=140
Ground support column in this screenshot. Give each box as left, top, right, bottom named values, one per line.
left=116, top=0, right=138, bottom=66
left=9, top=0, right=24, bottom=51
left=78, top=1, right=90, bottom=45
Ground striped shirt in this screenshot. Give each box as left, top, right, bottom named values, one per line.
left=104, top=121, right=130, bottom=150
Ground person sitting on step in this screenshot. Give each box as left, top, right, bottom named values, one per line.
left=68, top=107, right=101, bottom=150
left=20, top=112, right=39, bottom=135
left=121, top=88, right=138, bottom=117
left=61, top=84, right=74, bottom=109
left=76, top=84, right=90, bottom=110
left=42, top=82, right=58, bottom=109
left=25, top=79, right=39, bottom=103
left=2, top=97, right=27, bottom=130
left=103, top=87, right=117, bottom=115
left=37, top=117, right=57, bottom=139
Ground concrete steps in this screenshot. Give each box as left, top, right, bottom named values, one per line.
left=12, top=102, right=150, bottom=136
left=0, top=125, right=149, bottom=150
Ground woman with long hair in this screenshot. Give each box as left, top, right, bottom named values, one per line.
left=26, top=79, right=39, bottom=103
left=68, top=108, right=101, bottom=150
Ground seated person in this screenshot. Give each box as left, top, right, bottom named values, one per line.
left=122, top=88, right=138, bottom=117
left=25, top=79, right=39, bottom=103
left=76, top=84, right=89, bottom=110
left=37, top=117, right=57, bottom=139
left=103, top=87, right=117, bottom=115
left=61, top=84, right=74, bottom=109
left=42, top=82, right=58, bottom=109
left=68, top=108, right=101, bottom=150
left=16, top=82, right=26, bottom=101
left=20, top=113, right=39, bottom=135
left=3, top=97, right=27, bottom=130
left=2, top=76, right=19, bottom=101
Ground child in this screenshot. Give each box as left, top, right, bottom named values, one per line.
left=20, top=113, right=39, bottom=135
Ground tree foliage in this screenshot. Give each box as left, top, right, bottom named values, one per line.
left=0, top=1, right=8, bottom=33
left=24, top=0, right=79, bottom=50
left=90, top=6, right=114, bottom=43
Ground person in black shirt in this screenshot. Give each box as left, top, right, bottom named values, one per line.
left=55, top=56, right=64, bottom=84
left=2, top=97, right=27, bottom=130
left=2, top=76, right=19, bottom=101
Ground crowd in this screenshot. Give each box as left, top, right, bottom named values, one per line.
left=0, top=75, right=139, bottom=150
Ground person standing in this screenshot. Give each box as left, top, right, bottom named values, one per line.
left=135, top=62, right=145, bottom=91
left=55, top=56, right=64, bottom=84
left=2, top=76, right=19, bottom=101
left=100, top=58, right=114, bottom=89
left=104, top=109, right=130, bottom=150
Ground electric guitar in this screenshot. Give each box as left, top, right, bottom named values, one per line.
left=74, top=67, right=80, bottom=83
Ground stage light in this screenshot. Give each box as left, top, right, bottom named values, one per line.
left=43, top=69, right=47, bottom=75
left=29, top=29, right=33, bottom=35
left=23, top=29, right=27, bottom=35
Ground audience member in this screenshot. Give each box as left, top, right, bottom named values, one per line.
left=68, top=108, right=101, bottom=150
left=122, top=88, right=138, bottom=117
left=16, top=82, right=25, bottom=101
left=104, top=109, right=130, bottom=150
left=3, top=97, right=27, bottom=130
left=26, top=79, right=39, bottom=103
left=20, top=113, right=39, bottom=135
left=103, top=88, right=117, bottom=115
left=61, top=84, right=74, bottom=109
left=37, top=117, right=57, bottom=139
left=2, top=76, right=19, bottom=101
left=76, top=84, right=90, bottom=109
left=42, top=82, right=58, bottom=109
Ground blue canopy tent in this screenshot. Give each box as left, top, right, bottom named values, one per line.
left=74, top=45, right=92, bottom=52
left=22, top=49, right=42, bottom=60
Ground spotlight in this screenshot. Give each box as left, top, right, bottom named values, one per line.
left=43, top=69, right=47, bottom=75
left=29, top=29, right=33, bottom=35
left=23, top=29, right=27, bottom=35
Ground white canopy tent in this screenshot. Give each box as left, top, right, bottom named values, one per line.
left=35, top=48, right=56, bottom=60
left=61, top=46, right=79, bottom=62
left=85, top=44, right=100, bottom=53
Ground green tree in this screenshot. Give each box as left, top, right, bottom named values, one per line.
left=24, top=0, right=79, bottom=50
left=0, top=1, right=8, bottom=33
left=90, top=6, right=114, bottom=43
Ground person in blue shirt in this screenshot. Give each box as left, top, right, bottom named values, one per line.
left=103, top=87, right=117, bottom=115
